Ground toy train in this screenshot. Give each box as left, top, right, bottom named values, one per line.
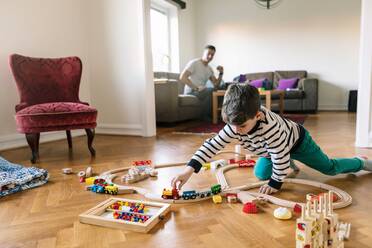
left=87, top=178, right=119, bottom=195
left=162, top=184, right=221, bottom=200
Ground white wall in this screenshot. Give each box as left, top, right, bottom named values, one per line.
left=192, top=0, right=361, bottom=110
left=178, top=0, right=197, bottom=70
left=86, top=0, right=155, bottom=137
left=0, top=0, right=90, bottom=150
left=356, top=0, right=372, bottom=147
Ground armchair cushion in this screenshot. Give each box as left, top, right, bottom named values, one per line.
left=15, top=102, right=97, bottom=133
left=178, top=95, right=201, bottom=107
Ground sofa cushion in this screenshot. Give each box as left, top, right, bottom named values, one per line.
left=178, top=95, right=201, bottom=107
left=15, top=102, right=97, bottom=133
left=277, top=78, right=299, bottom=90
left=268, top=89, right=305, bottom=100
left=274, top=71, right=307, bottom=87
left=245, top=72, right=274, bottom=83
left=250, top=78, right=266, bottom=88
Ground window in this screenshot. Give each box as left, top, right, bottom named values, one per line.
left=150, top=2, right=179, bottom=72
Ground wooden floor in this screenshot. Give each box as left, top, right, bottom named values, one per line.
left=1, top=112, right=372, bottom=248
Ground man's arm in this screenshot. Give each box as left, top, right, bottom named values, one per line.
left=209, top=65, right=224, bottom=89
left=180, top=70, right=199, bottom=91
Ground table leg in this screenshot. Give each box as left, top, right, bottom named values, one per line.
left=212, top=92, right=218, bottom=124
left=266, top=91, right=271, bottom=110
left=279, top=92, right=284, bottom=115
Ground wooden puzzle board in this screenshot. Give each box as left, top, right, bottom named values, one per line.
left=79, top=198, right=171, bottom=233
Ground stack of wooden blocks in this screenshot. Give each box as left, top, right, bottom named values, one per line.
left=296, top=191, right=351, bottom=248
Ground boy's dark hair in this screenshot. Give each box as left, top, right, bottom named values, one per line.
left=221, top=83, right=261, bottom=125
left=205, top=45, right=216, bottom=51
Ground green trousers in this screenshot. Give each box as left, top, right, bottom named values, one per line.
left=254, top=129, right=364, bottom=180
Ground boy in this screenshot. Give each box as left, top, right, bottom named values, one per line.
left=171, top=84, right=372, bottom=195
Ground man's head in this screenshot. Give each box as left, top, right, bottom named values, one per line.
left=221, top=83, right=261, bottom=134
left=202, top=45, right=216, bottom=64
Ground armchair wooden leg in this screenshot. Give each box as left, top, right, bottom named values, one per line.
left=66, top=130, right=72, bottom=149
left=25, top=133, right=40, bottom=164
left=85, top=129, right=96, bottom=156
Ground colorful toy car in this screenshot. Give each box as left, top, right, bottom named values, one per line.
left=105, top=185, right=118, bottom=195
left=182, top=190, right=198, bottom=200
left=91, top=184, right=105, bottom=193
left=199, top=191, right=212, bottom=198
left=211, top=184, right=221, bottom=195
left=161, top=188, right=180, bottom=200
left=94, top=178, right=106, bottom=185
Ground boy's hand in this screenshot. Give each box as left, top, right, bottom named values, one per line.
left=259, top=184, right=278, bottom=195
left=171, top=166, right=195, bottom=190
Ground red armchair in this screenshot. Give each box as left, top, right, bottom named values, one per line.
left=9, top=54, right=98, bottom=163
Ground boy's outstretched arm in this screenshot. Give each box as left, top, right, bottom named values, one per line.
left=170, top=125, right=237, bottom=189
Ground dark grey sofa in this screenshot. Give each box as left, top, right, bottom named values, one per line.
left=241, top=70, right=318, bottom=112
left=154, top=72, right=202, bottom=123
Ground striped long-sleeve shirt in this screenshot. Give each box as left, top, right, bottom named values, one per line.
left=187, top=106, right=305, bottom=190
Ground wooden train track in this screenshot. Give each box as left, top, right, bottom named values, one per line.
left=98, top=152, right=353, bottom=208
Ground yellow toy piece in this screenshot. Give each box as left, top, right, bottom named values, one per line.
left=162, top=188, right=173, bottom=197
left=273, top=207, right=292, bottom=220
left=202, top=163, right=211, bottom=170
left=85, top=177, right=96, bottom=185
left=105, top=185, right=118, bottom=195
left=212, top=195, right=222, bottom=204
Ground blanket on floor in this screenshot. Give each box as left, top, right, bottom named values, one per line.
left=0, top=157, right=49, bottom=197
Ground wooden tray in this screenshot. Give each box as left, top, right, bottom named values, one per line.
left=79, top=197, right=171, bottom=233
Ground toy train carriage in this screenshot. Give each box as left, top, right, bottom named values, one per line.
left=199, top=190, right=212, bottom=198
left=161, top=188, right=180, bottom=200
left=104, top=185, right=118, bottom=195
left=181, top=190, right=199, bottom=200
left=210, top=184, right=221, bottom=195
left=91, top=184, right=105, bottom=193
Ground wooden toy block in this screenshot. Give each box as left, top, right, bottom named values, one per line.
left=293, top=203, right=302, bottom=214
left=210, top=159, right=228, bottom=170
left=242, top=202, right=258, bottom=214
left=77, top=171, right=86, bottom=178
left=273, top=207, right=292, bottom=220
left=338, top=223, right=351, bottom=241
left=62, top=168, right=72, bottom=174
left=226, top=193, right=238, bottom=203
left=296, top=191, right=350, bottom=248
left=121, top=165, right=158, bottom=184
left=85, top=177, right=96, bottom=185
left=86, top=166, right=93, bottom=177
left=212, top=195, right=222, bottom=204
left=79, top=197, right=170, bottom=233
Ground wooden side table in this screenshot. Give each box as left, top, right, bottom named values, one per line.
left=212, top=90, right=285, bottom=124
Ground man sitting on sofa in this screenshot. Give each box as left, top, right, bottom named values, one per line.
left=180, top=45, right=224, bottom=120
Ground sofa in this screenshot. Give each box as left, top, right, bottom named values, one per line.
left=154, top=72, right=202, bottom=123
left=236, top=70, right=318, bottom=112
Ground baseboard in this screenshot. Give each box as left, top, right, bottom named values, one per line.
left=318, top=104, right=348, bottom=111
left=0, top=130, right=85, bottom=151
left=95, top=123, right=143, bottom=136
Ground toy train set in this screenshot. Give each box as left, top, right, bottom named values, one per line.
left=86, top=177, right=119, bottom=195
left=162, top=184, right=221, bottom=200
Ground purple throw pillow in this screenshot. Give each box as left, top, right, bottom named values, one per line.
left=277, top=78, right=299, bottom=90
left=238, top=74, right=247, bottom=83
left=249, top=78, right=266, bottom=88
